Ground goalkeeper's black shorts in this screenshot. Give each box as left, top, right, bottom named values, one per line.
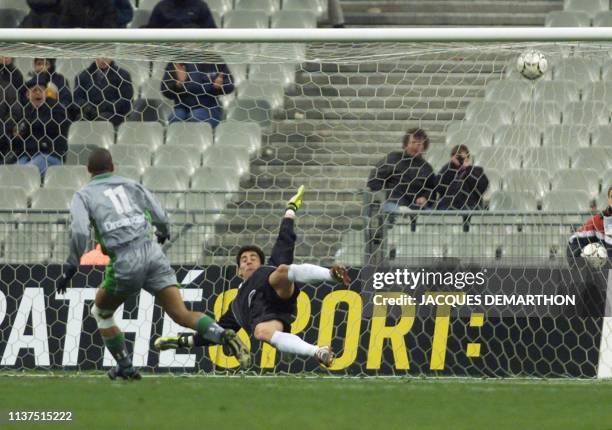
left=223, top=266, right=299, bottom=334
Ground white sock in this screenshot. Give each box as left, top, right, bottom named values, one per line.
left=270, top=331, right=318, bottom=357
left=284, top=209, right=296, bottom=218
left=287, top=263, right=332, bottom=283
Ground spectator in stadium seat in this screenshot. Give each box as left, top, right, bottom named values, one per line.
left=367, top=128, right=437, bottom=211
left=74, top=58, right=134, bottom=127
left=19, top=0, right=62, bottom=28
left=114, top=0, right=134, bottom=28
left=161, top=61, right=233, bottom=128
left=30, top=58, right=72, bottom=109
left=59, top=0, right=119, bottom=28
left=146, top=0, right=216, bottom=28
left=434, top=144, right=489, bottom=210
left=9, top=75, right=69, bottom=177
left=0, top=57, right=25, bottom=165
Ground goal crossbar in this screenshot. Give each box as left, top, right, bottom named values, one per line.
left=2, top=28, right=612, bottom=43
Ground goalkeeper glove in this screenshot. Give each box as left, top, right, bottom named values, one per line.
left=156, top=231, right=170, bottom=245
left=287, top=185, right=305, bottom=212
left=56, top=265, right=77, bottom=294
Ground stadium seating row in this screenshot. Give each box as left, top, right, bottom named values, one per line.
left=545, top=0, right=612, bottom=26
left=546, top=10, right=612, bottom=27
left=66, top=120, right=260, bottom=152
left=0, top=1, right=322, bottom=28
left=430, top=140, right=612, bottom=172
left=446, top=123, right=612, bottom=149
left=462, top=99, right=612, bottom=129
left=12, top=57, right=292, bottom=118
left=0, top=163, right=241, bottom=201
left=1, top=162, right=608, bottom=214
left=487, top=79, right=612, bottom=105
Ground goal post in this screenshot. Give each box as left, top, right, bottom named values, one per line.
left=0, top=28, right=610, bottom=378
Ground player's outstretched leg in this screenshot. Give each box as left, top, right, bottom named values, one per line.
left=157, top=321, right=335, bottom=367
left=154, top=331, right=252, bottom=369
left=155, top=286, right=252, bottom=369
left=255, top=320, right=335, bottom=367
left=93, top=288, right=142, bottom=381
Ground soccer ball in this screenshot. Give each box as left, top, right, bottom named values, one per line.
left=580, top=243, right=608, bottom=269
left=516, top=49, right=548, bottom=80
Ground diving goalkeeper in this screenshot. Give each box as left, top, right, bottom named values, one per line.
left=155, top=186, right=351, bottom=367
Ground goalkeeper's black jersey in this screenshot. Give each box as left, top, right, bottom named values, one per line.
left=230, top=217, right=299, bottom=332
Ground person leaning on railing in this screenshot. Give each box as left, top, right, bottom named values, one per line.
left=434, top=144, right=489, bottom=210
left=366, top=127, right=437, bottom=212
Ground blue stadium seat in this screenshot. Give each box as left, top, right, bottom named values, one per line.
left=551, top=168, right=600, bottom=198
left=545, top=11, right=591, bottom=27
left=503, top=169, right=550, bottom=201
left=271, top=10, right=317, bottom=28
left=223, top=10, right=268, bottom=28
left=543, top=124, right=590, bottom=148
left=488, top=191, right=538, bottom=211
left=572, top=146, right=612, bottom=171
left=464, top=101, right=513, bottom=129
left=117, top=122, right=164, bottom=150
left=593, top=11, right=612, bottom=26
left=514, top=102, right=562, bottom=126
left=562, top=101, right=609, bottom=127
left=493, top=125, right=542, bottom=148
left=445, top=123, right=494, bottom=148
left=206, top=0, right=233, bottom=15
left=533, top=80, right=580, bottom=106
left=564, top=0, right=608, bottom=17
left=485, top=80, right=532, bottom=106
left=235, top=0, right=280, bottom=15
left=554, top=58, right=601, bottom=89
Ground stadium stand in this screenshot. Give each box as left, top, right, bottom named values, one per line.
left=3, top=0, right=609, bottom=267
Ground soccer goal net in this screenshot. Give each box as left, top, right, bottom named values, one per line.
left=0, top=29, right=610, bottom=378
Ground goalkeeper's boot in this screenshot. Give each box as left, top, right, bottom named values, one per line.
left=287, top=185, right=305, bottom=212
left=154, top=334, right=191, bottom=351
left=108, top=365, right=142, bottom=381
left=315, top=346, right=335, bottom=368
left=330, top=265, right=351, bottom=287
left=221, top=329, right=252, bottom=370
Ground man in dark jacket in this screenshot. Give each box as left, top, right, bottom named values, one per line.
left=10, top=75, right=69, bottom=177
left=146, top=0, right=216, bottom=28
left=20, top=0, right=62, bottom=28
left=31, top=58, right=72, bottom=109
left=161, top=61, right=233, bottom=128
left=74, top=58, right=133, bottom=127
left=60, top=0, right=119, bottom=28
left=0, top=57, right=25, bottom=164
left=435, top=144, right=489, bottom=210
left=367, top=128, right=437, bottom=211
left=114, top=0, right=134, bottom=28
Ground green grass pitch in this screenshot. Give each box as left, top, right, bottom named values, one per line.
left=1, top=375, right=611, bottom=430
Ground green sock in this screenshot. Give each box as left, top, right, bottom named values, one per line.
left=196, top=315, right=225, bottom=343
left=103, top=332, right=132, bottom=368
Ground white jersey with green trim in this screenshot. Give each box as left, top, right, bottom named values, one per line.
left=66, top=173, right=170, bottom=267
